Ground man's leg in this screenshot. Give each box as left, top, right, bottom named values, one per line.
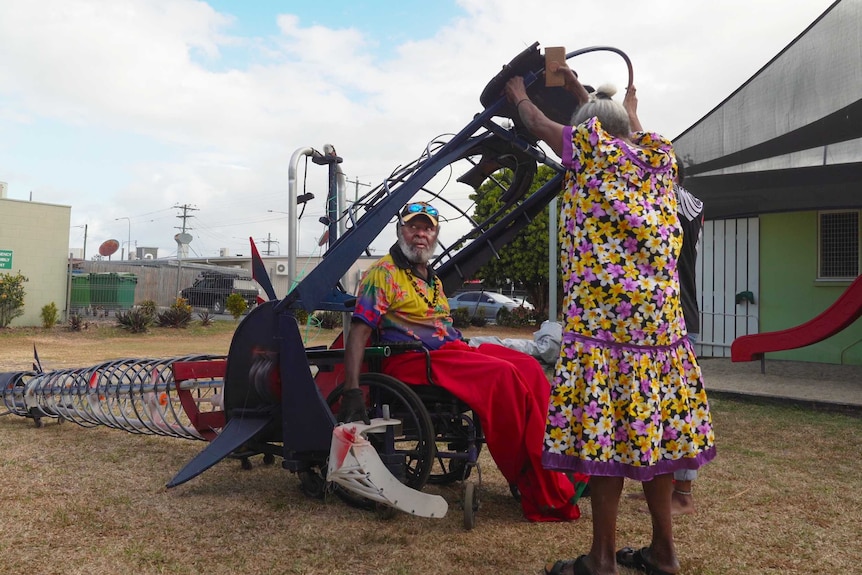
left=382, top=348, right=532, bottom=479
left=471, top=344, right=583, bottom=520
left=382, top=346, right=579, bottom=521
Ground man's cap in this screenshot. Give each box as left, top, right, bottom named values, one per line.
left=400, top=202, right=439, bottom=226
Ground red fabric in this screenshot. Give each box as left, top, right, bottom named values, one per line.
left=382, top=340, right=586, bottom=522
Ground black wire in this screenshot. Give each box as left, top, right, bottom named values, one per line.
left=299, top=155, right=309, bottom=219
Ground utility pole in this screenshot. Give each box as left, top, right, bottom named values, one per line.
left=173, top=204, right=198, bottom=295
left=259, top=233, right=279, bottom=256
left=345, top=177, right=371, bottom=204
left=174, top=204, right=197, bottom=237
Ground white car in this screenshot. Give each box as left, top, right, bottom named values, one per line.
left=512, top=297, right=535, bottom=311
left=448, top=291, right=534, bottom=321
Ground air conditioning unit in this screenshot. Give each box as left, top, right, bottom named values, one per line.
left=136, top=247, right=158, bottom=260
left=274, top=261, right=289, bottom=276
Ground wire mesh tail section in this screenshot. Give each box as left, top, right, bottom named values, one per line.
left=1, top=354, right=225, bottom=440
left=341, top=132, right=520, bottom=268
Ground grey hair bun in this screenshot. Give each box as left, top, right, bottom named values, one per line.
left=595, top=83, right=618, bottom=100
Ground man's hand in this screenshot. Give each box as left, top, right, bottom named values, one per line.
left=337, top=388, right=370, bottom=424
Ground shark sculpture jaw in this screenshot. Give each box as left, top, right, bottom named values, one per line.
left=327, top=419, right=448, bottom=518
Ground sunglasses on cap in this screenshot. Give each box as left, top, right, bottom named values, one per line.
left=400, top=202, right=439, bottom=225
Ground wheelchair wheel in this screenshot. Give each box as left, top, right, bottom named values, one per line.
left=427, top=414, right=483, bottom=485
left=326, top=373, right=436, bottom=510
left=298, top=467, right=327, bottom=499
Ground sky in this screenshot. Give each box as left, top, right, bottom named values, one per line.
left=0, top=0, right=839, bottom=261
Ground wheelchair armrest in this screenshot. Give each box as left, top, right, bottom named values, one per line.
left=367, top=339, right=435, bottom=386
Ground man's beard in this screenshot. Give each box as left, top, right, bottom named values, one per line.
left=398, top=235, right=437, bottom=264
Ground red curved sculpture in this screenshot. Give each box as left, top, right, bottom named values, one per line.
left=731, top=275, right=862, bottom=361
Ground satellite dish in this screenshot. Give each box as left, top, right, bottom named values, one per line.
left=99, top=239, right=120, bottom=257
left=174, top=233, right=193, bottom=244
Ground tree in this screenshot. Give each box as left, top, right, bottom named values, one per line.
left=225, top=293, right=248, bottom=321
left=470, top=165, right=562, bottom=314
left=0, top=272, right=28, bottom=328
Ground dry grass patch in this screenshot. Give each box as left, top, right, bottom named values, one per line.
left=1, top=324, right=860, bottom=574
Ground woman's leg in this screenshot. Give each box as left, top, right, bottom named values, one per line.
left=641, top=473, right=680, bottom=574
left=587, top=475, right=624, bottom=574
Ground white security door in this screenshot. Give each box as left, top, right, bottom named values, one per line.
left=697, top=218, right=760, bottom=357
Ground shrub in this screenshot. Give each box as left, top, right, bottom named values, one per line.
left=225, top=293, right=248, bottom=320
left=116, top=308, right=154, bottom=333
left=314, top=310, right=343, bottom=330
left=156, top=297, right=193, bottom=329
left=139, top=300, right=157, bottom=319
left=293, top=308, right=309, bottom=326
left=497, top=306, right=540, bottom=328
left=197, top=310, right=214, bottom=326
left=67, top=314, right=87, bottom=332
left=40, top=302, right=59, bottom=329
left=0, top=272, right=28, bottom=328
left=469, top=315, right=487, bottom=328
left=450, top=307, right=471, bottom=329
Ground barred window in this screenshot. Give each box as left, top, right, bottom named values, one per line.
left=819, top=211, right=859, bottom=279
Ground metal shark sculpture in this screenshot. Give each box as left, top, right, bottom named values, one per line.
left=1, top=43, right=633, bottom=517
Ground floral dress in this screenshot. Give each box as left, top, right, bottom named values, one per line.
left=541, top=117, right=716, bottom=480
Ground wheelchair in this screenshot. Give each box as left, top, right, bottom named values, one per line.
left=311, top=334, right=488, bottom=530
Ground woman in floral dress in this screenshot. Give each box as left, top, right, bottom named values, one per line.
left=505, top=64, right=715, bottom=575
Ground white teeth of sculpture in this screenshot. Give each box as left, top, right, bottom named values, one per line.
left=327, top=419, right=448, bottom=518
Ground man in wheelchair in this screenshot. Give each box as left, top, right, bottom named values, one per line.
left=340, top=201, right=587, bottom=522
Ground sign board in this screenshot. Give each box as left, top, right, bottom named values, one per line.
left=0, top=249, right=12, bottom=270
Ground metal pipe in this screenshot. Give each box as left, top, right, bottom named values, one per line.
left=288, top=147, right=324, bottom=293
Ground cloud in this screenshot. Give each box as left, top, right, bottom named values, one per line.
left=0, top=0, right=838, bottom=257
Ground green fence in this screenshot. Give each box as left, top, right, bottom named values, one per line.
left=70, top=274, right=91, bottom=313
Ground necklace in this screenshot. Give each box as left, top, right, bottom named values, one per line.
left=405, top=268, right=439, bottom=309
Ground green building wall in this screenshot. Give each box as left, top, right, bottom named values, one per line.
left=759, top=211, right=862, bottom=364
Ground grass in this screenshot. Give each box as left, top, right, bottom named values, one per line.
left=1, top=323, right=860, bottom=574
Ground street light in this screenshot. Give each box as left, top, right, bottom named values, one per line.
left=72, top=224, right=88, bottom=260
left=115, top=217, right=131, bottom=260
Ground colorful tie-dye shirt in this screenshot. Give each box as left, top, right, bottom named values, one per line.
left=352, top=246, right=462, bottom=349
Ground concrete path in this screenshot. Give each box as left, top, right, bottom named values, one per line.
left=699, top=357, right=862, bottom=415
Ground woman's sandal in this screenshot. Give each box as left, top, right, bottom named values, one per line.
left=615, top=547, right=675, bottom=575
left=544, top=555, right=594, bottom=575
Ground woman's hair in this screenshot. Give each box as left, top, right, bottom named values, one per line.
left=571, top=83, right=631, bottom=137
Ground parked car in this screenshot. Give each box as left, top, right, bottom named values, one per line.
left=180, top=272, right=260, bottom=314
left=511, top=297, right=536, bottom=311
left=448, top=291, right=533, bottom=321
